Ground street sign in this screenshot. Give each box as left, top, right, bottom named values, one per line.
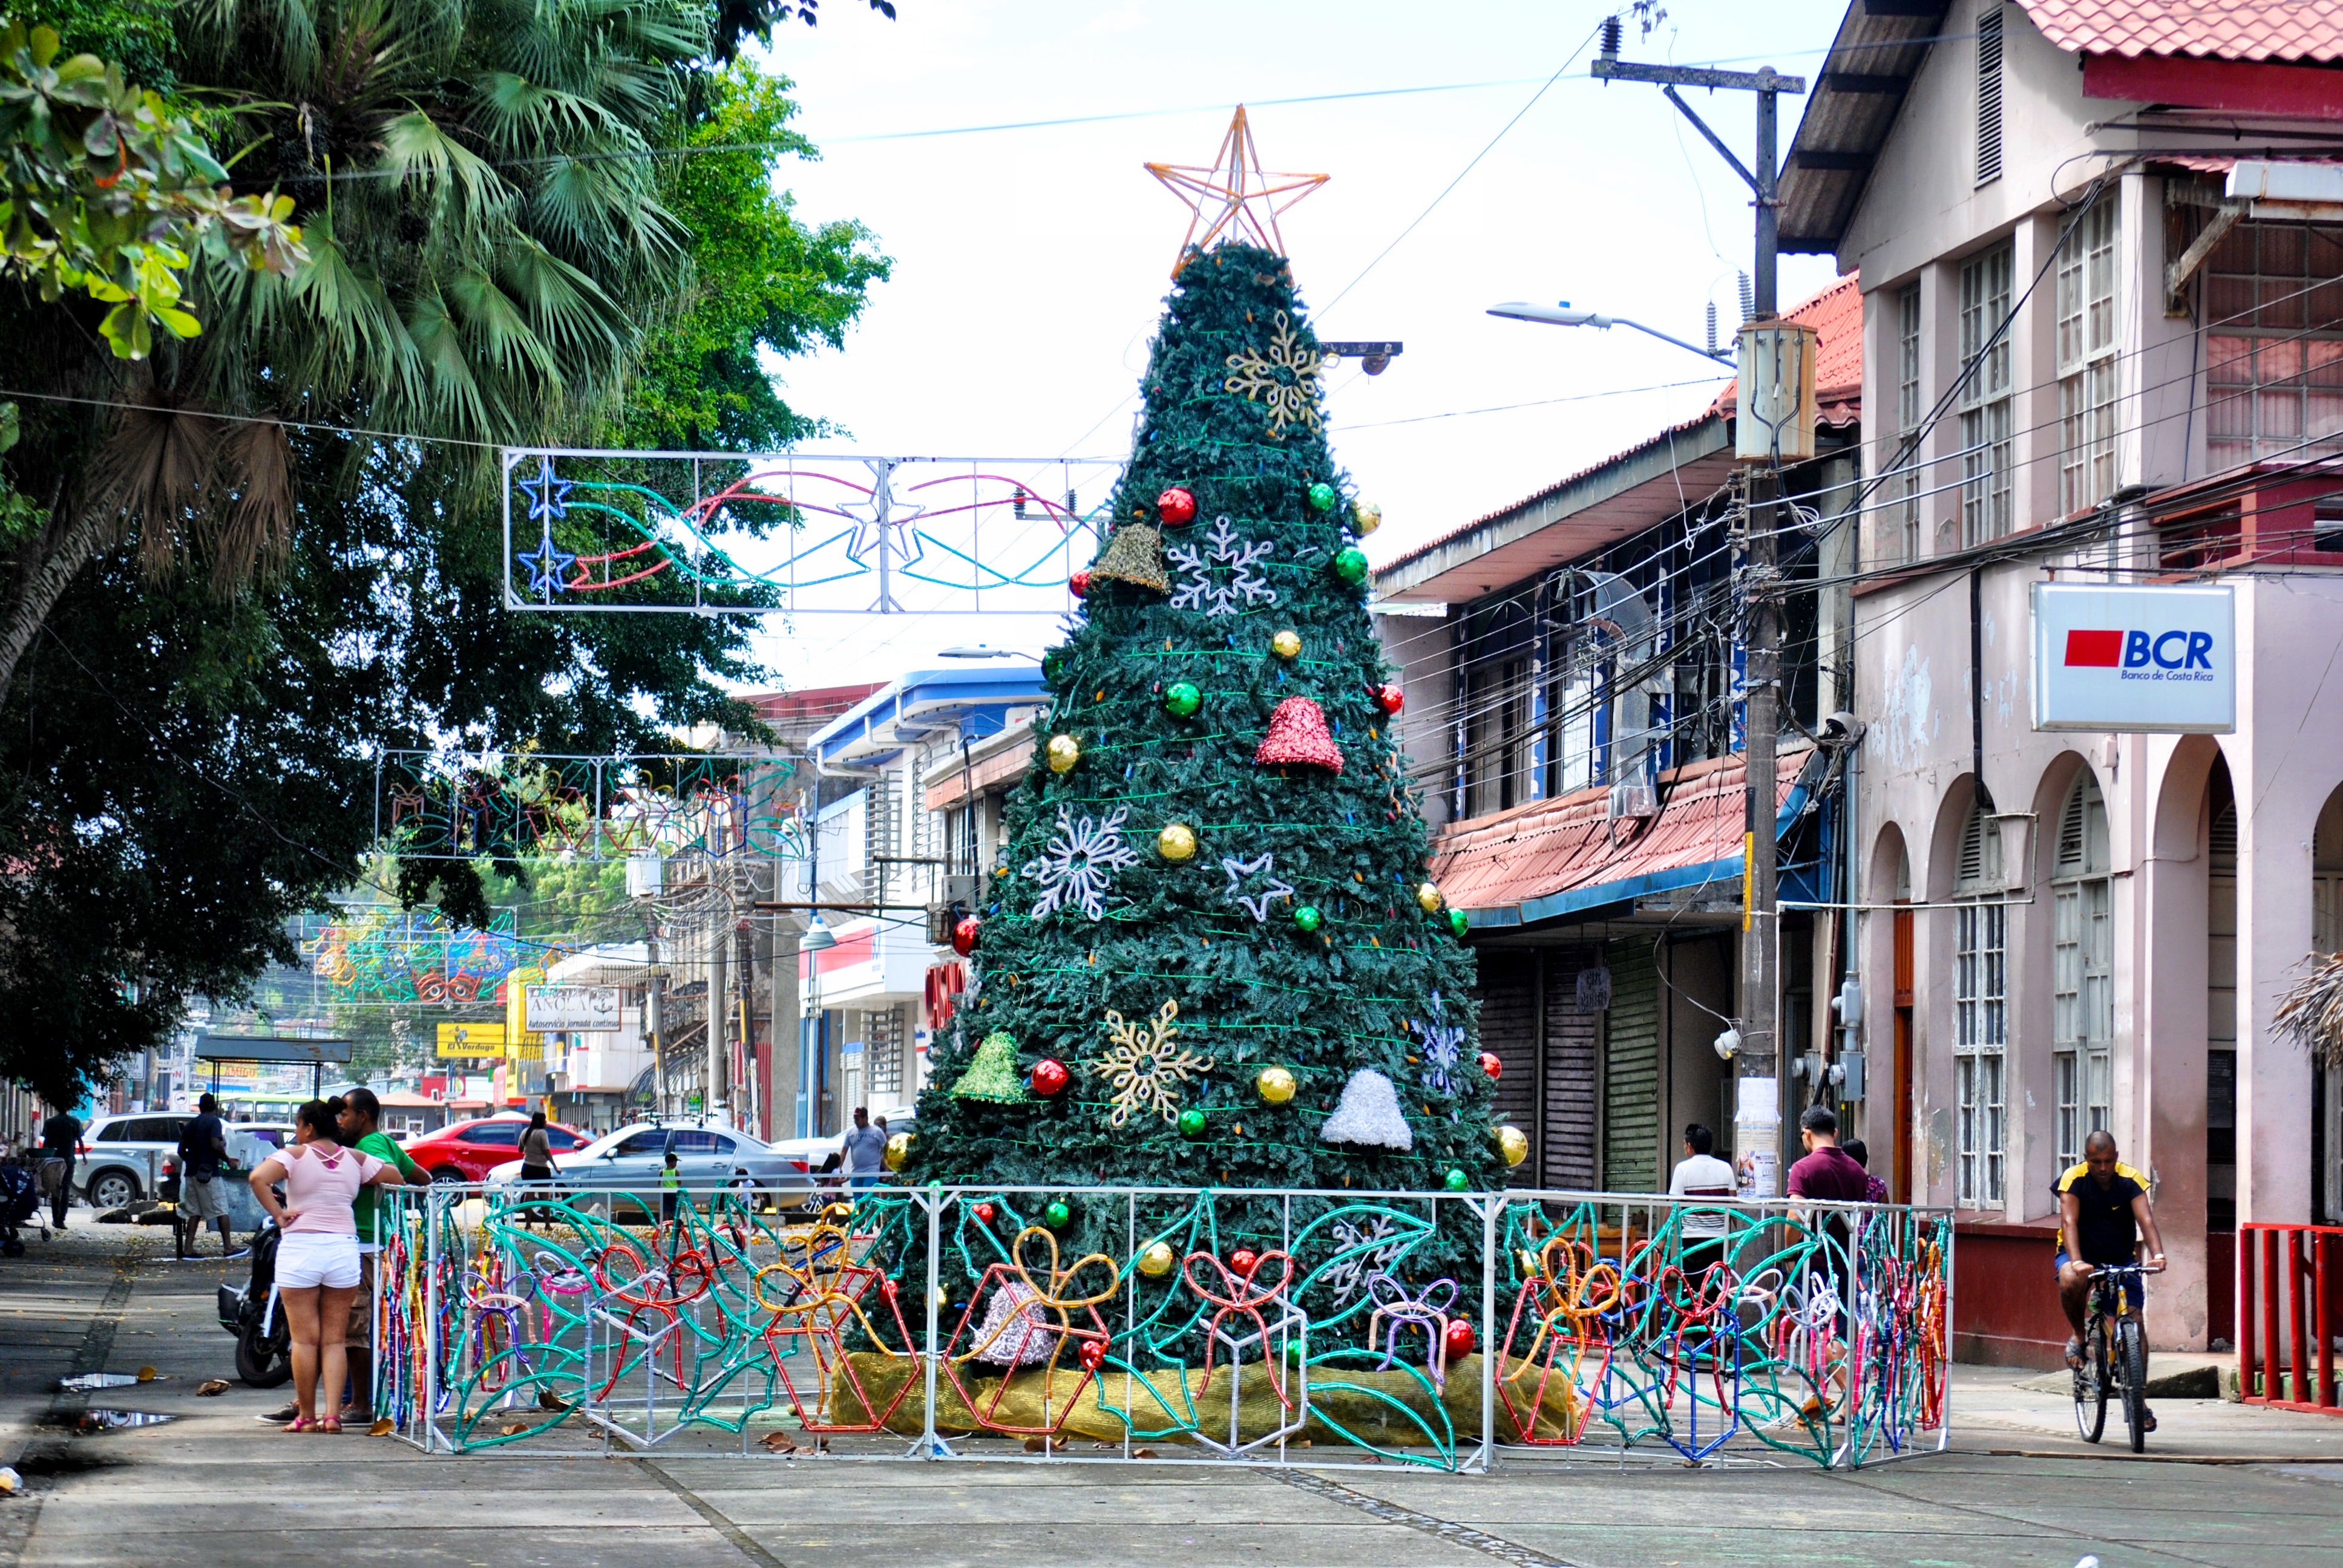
left=525, top=985, right=623, bottom=1033
left=2031, top=583, right=2236, bottom=734
left=436, top=1022, right=508, bottom=1059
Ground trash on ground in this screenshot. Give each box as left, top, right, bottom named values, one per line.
left=57, top=1373, right=139, bottom=1392
left=368, top=1419, right=395, bottom=1437
left=196, top=1380, right=229, bottom=1396
left=52, top=1410, right=174, bottom=1435
left=0, top=1465, right=19, bottom=1495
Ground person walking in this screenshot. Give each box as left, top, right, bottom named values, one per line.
left=1840, top=1137, right=1891, bottom=1205
left=841, top=1106, right=887, bottom=1194
left=177, top=1094, right=236, bottom=1256
left=247, top=1100, right=407, bottom=1434
left=517, top=1110, right=556, bottom=1228
left=336, top=1089, right=425, bottom=1424
left=1666, top=1123, right=1738, bottom=1276
left=37, top=1106, right=80, bottom=1229
left=659, top=1150, right=684, bottom=1255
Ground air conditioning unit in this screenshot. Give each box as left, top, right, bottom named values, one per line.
left=926, top=874, right=984, bottom=946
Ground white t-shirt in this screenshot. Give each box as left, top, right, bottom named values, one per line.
left=1668, top=1153, right=1739, bottom=1240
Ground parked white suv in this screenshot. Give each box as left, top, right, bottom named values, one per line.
left=77, top=1112, right=197, bottom=1210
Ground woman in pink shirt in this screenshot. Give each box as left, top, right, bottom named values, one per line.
left=248, top=1100, right=407, bottom=1433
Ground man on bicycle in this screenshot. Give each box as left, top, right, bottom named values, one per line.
left=2055, top=1131, right=2166, bottom=1409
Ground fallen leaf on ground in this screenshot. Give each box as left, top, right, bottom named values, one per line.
left=369, top=1419, right=395, bottom=1437
left=499, top=1421, right=531, bottom=1437
left=135, top=1367, right=157, bottom=1382
left=196, top=1380, right=229, bottom=1397
left=759, top=1431, right=798, bottom=1452
left=1132, top=1446, right=1156, bottom=1459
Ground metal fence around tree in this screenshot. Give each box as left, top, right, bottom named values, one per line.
left=373, top=1181, right=1951, bottom=1471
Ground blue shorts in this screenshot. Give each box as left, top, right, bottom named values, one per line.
left=2054, top=1250, right=2145, bottom=1311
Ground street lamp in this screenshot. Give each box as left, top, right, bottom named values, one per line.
left=1487, top=301, right=1732, bottom=365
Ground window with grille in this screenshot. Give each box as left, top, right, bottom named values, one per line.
left=2057, top=201, right=2120, bottom=514
left=1959, top=244, right=2016, bottom=546
left=867, top=1005, right=903, bottom=1097
left=2203, top=219, right=2343, bottom=472
left=2051, top=774, right=2112, bottom=1172
left=1975, top=4, right=2004, bottom=186
left=1955, top=803, right=2007, bottom=1206
left=1896, top=284, right=1924, bottom=562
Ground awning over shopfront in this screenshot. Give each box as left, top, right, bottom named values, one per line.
left=1429, top=746, right=1816, bottom=930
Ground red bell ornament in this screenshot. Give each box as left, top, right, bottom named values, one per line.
left=1478, top=1051, right=1503, bottom=1080
left=1069, top=569, right=1091, bottom=599
left=1030, top=1057, right=1070, bottom=1097
left=952, top=915, right=981, bottom=956
left=1443, top=1318, right=1476, bottom=1363
left=1253, top=696, right=1345, bottom=774
left=1230, top=1248, right=1260, bottom=1278
left=1374, top=682, right=1404, bottom=716
left=1157, top=486, right=1198, bottom=526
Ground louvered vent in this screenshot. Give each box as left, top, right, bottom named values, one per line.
left=1976, top=4, right=2004, bottom=186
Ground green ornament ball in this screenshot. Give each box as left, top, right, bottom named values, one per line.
left=1164, top=681, right=1202, bottom=719
left=1044, top=1200, right=1071, bottom=1227
left=1293, top=904, right=1322, bottom=933
left=1332, top=546, right=1370, bottom=584
left=1442, top=1168, right=1469, bottom=1192
left=1307, top=481, right=1338, bottom=512
left=1447, top=907, right=1470, bottom=937
left=1178, top=1107, right=1208, bottom=1139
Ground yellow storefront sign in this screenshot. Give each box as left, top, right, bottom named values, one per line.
left=436, top=1021, right=508, bottom=1059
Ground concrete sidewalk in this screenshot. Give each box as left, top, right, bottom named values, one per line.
left=4, top=1218, right=2342, bottom=1568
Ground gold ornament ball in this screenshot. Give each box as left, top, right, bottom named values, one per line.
left=1256, top=1065, right=1297, bottom=1105
left=1415, top=881, right=1445, bottom=914
left=1270, top=629, right=1302, bottom=659
left=1493, top=1125, right=1529, bottom=1168
left=1138, top=1240, right=1176, bottom=1277
left=1352, top=499, right=1383, bottom=535
left=884, top=1131, right=914, bottom=1171
left=1158, top=822, right=1198, bottom=861
left=1046, top=733, right=1081, bottom=773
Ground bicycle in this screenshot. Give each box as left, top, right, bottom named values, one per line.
left=2071, top=1261, right=2160, bottom=1452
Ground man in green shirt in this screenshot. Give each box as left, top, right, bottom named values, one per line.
left=339, top=1089, right=421, bottom=1420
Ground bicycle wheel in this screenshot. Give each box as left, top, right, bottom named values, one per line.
left=2119, top=1317, right=2148, bottom=1452
left=2073, top=1318, right=2108, bottom=1443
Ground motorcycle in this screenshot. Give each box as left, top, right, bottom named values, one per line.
left=215, top=1218, right=290, bottom=1387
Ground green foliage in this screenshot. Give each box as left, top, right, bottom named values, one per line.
left=0, top=17, right=306, bottom=359
left=624, top=61, right=889, bottom=451
left=912, top=244, right=1501, bottom=1231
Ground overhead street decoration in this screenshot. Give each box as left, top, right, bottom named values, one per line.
left=376, top=751, right=807, bottom=863
left=502, top=449, right=1127, bottom=616
left=302, top=906, right=522, bottom=1006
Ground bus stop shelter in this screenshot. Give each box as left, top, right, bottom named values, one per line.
left=193, top=1034, right=356, bottom=1103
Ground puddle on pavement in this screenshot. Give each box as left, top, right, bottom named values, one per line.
left=39, top=1409, right=175, bottom=1435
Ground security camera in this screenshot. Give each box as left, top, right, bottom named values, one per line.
left=1820, top=711, right=1862, bottom=745
left=1713, top=1026, right=1742, bottom=1061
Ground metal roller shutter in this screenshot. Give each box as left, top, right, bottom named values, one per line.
left=1602, top=940, right=1661, bottom=1193
left=1470, top=951, right=1540, bottom=1146
left=1541, top=958, right=1600, bottom=1190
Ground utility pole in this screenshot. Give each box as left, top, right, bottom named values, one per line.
left=1594, top=21, right=1804, bottom=1196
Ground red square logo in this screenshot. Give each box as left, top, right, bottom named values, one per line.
left=2064, top=629, right=2122, bottom=667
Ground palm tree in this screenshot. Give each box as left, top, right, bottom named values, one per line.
left=0, top=0, right=719, bottom=704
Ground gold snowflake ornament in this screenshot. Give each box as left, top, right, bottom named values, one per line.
left=1224, top=311, right=1323, bottom=439
left=1088, top=1001, right=1210, bottom=1127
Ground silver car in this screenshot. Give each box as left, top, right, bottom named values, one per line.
left=490, top=1122, right=816, bottom=1219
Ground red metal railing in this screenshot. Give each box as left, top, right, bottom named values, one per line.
left=2238, top=1224, right=2342, bottom=1414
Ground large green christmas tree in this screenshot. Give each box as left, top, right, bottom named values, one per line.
left=909, top=238, right=1507, bottom=1226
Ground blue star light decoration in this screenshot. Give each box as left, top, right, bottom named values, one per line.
left=515, top=457, right=577, bottom=598
left=518, top=535, right=577, bottom=596
left=519, top=456, right=574, bottom=523
left=841, top=481, right=926, bottom=569
left=1219, top=852, right=1294, bottom=923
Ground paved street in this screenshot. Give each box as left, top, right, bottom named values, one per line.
left=3, top=1220, right=2341, bottom=1568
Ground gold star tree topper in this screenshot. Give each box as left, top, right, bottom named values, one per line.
left=1146, top=106, right=1328, bottom=277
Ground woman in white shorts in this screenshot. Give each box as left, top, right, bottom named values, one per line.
left=248, top=1100, right=408, bottom=1432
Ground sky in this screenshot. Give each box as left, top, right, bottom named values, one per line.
left=736, top=0, right=1850, bottom=691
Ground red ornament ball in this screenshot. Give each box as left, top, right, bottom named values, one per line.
left=952, top=915, right=981, bottom=956
left=1374, top=682, right=1404, bottom=716
left=974, top=1202, right=997, bottom=1226
left=1443, top=1318, right=1476, bottom=1363
left=1030, top=1057, right=1070, bottom=1097
left=880, top=1278, right=899, bottom=1301
left=1069, top=569, right=1091, bottom=599
left=1478, top=1051, right=1504, bottom=1081
left=1078, top=1338, right=1107, bottom=1372
left=1230, top=1248, right=1260, bottom=1278
left=1157, top=486, right=1198, bottom=526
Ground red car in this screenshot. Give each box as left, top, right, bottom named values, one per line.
left=402, top=1115, right=591, bottom=1183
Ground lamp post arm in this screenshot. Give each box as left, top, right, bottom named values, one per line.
left=1619, top=318, right=1736, bottom=365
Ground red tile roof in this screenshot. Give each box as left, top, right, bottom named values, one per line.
left=1710, top=273, right=1864, bottom=429
left=746, top=684, right=887, bottom=723
left=2024, top=1, right=2343, bottom=63
left=1429, top=746, right=1812, bottom=919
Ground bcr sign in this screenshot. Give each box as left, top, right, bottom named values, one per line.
left=2031, top=583, right=2236, bottom=734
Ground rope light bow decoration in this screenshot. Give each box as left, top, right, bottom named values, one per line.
left=937, top=1226, right=1121, bottom=1438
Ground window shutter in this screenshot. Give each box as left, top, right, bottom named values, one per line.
left=1976, top=5, right=2004, bottom=186
left=1958, top=808, right=1987, bottom=889
left=2056, top=783, right=2088, bottom=874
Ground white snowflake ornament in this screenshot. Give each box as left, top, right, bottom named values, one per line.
left=1418, top=991, right=1466, bottom=1097
left=1022, top=805, right=1139, bottom=922
left=1320, top=1068, right=1414, bottom=1151
left=1219, top=852, right=1294, bottom=922
left=1167, top=517, right=1277, bottom=618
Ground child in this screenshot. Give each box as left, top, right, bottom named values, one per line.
left=660, top=1151, right=683, bottom=1253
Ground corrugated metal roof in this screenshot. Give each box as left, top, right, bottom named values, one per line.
left=1778, top=3, right=1950, bottom=255
left=1428, top=746, right=1812, bottom=926
left=2025, top=0, right=2343, bottom=64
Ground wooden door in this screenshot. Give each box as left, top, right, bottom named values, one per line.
left=1893, top=901, right=1915, bottom=1204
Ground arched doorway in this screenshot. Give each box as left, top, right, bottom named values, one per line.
left=1867, top=822, right=1913, bottom=1201
left=2315, top=784, right=2343, bottom=1223
left=2209, top=760, right=2237, bottom=1234
left=2048, top=769, right=2112, bottom=1176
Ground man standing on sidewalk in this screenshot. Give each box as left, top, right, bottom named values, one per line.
left=339, top=1089, right=423, bottom=1422
left=176, top=1095, right=236, bottom=1256
left=38, top=1106, right=80, bottom=1229
left=841, top=1106, right=888, bottom=1195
